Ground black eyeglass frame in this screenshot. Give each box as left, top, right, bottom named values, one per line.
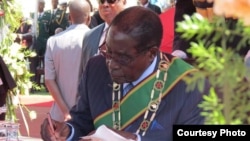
left=99, top=43, right=156, bottom=66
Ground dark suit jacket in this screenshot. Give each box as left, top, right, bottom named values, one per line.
left=0, top=56, right=16, bottom=120
left=34, top=11, right=51, bottom=56
left=147, top=3, right=162, bottom=15
left=15, top=23, right=33, bottom=48
left=89, top=11, right=104, bottom=29
left=68, top=54, right=205, bottom=141
left=48, top=8, right=69, bottom=36
left=80, top=23, right=105, bottom=75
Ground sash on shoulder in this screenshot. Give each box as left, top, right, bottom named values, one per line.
left=94, top=57, right=197, bottom=130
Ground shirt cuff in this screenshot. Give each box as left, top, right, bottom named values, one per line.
left=135, top=133, right=141, bottom=141
left=66, top=123, right=74, bottom=141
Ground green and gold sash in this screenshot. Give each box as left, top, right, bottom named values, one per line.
left=94, top=57, right=196, bottom=130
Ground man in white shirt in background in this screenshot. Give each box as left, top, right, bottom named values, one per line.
left=44, top=0, right=91, bottom=122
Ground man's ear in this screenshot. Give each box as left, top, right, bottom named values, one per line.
left=148, top=46, right=159, bottom=60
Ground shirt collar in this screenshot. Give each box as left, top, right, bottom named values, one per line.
left=104, top=23, right=109, bottom=32
left=143, top=2, right=149, bottom=8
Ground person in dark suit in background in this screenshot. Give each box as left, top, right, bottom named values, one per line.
left=29, top=0, right=49, bottom=90
left=33, top=0, right=50, bottom=57
left=139, top=0, right=161, bottom=14
left=172, top=0, right=196, bottom=59
left=58, top=0, right=69, bottom=25
left=84, top=0, right=104, bottom=29
left=59, top=0, right=68, bottom=11
left=47, top=0, right=69, bottom=36
left=89, top=10, right=104, bottom=29
left=79, top=0, right=128, bottom=75
left=41, top=6, right=206, bottom=141
left=14, top=17, right=33, bottom=49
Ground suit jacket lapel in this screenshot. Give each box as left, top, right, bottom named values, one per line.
left=93, top=23, right=106, bottom=53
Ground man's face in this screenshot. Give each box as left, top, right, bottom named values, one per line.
left=51, top=0, right=58, bottom=9
left=38, top=2, right=45, bottom=12
left=104, top=26, right=152, bottom=84
left=139, top=0, right=148, bottom=5
left=98, top=0, right=125, bottom=24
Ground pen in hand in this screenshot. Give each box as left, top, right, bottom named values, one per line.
left=47, top=113, right=55, bottom=133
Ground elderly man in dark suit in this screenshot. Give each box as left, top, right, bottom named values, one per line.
left=41, top=6, right=206, bottom=141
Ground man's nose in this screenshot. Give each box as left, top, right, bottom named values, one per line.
left=107, top=59, right=120, bottom=70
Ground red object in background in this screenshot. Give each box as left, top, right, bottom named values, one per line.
left=21, top=39, right=27, bottom=47
left=159, top=7, right=175, bottom=54
left=0, top=10, right=4, bottom=17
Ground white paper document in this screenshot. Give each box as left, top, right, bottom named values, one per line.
left=81, top=125, right=135, bottom=141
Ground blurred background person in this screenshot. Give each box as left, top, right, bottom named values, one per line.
left=30, top=0, right=50, bottom=90
left=172, top=0, right=196, bottom=59
left=59, top=0, right=69, bottom=26
left=14, top=17, right=33, bottom=49
left=138, top=0, right=162, bottom=14
left=59, top=0, right=68, bottom=11
left=47, top=0, right=69, bottom=36
left=80, top=0, right=129, bottom=74
left=89, top=10, right=104, bottom=29
left=45, top=0, right=91, bottom=122
left=150, top=0, right=169, bottom=12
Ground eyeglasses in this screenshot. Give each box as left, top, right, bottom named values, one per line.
left=98, top=0, right=117, bottom=4
left=99, top=42, right=154, bottom=66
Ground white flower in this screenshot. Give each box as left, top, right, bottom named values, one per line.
left=29, top=111, right=37, bottom=120
left=12, top=95, right=20, bottom=107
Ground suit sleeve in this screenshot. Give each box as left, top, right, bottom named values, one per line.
left=67, top=57, right=96, bottom=140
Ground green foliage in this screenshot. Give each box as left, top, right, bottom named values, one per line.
left=0, top=0, right=22, bottom=32
left=179, top=14, right=250, bottom=124
left=0, top=0, right=36, bottom=123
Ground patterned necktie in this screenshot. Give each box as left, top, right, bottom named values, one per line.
left=123, top=83, right=134, bottom=96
